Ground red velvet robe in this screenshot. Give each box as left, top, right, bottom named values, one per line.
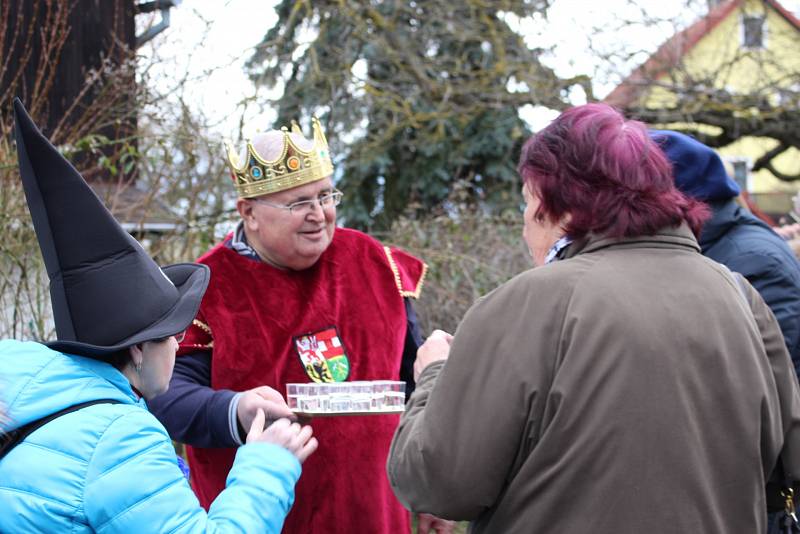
left=181, top=227, right=425, bottom=534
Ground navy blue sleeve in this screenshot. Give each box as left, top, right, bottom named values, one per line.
left=400, top=298, right=424, bottom=399
left=148, top=352, right=241, bottom=448
left=740, top=254, right=800, bottom=380
left=705, top=210, right=800, bottom=381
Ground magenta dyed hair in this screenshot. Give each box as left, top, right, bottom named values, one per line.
left=518, top=104, right=709, bottom=239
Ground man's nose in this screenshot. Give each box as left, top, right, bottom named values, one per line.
left=306, top=199, right=325, bottom=219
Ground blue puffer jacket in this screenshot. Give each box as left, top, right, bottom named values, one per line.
left=0, top=340, right=300, bottom=533
left=701, top=200, right=800, bottom=378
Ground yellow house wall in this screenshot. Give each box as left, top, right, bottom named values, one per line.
left=642, top=0, right=800, bottom=195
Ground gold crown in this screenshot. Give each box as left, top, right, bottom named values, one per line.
left=225, top=117, right=334, bottom=198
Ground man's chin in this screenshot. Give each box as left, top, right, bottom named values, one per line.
left=290, top=244, right=328, bottom=268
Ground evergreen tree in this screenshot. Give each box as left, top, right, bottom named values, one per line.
left=247, top=0, right=588, bottom=229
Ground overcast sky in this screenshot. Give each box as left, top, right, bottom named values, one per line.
left=139, top=0, right=800, bottom=137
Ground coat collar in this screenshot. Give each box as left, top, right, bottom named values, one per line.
left=698, top=199, right=774, bottom=251
left=561, top=223, right=701, bottom=260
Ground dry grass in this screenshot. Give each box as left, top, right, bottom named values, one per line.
left=385, top=210, right=531, bottom=334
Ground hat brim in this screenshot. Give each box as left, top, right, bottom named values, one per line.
left=46, top=262, right=210, bottom=358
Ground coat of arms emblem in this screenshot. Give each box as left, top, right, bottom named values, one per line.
left=293, top=326, right=350, bottom=382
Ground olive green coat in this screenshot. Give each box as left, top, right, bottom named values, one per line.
left=388, top=225, right=800, bottom=533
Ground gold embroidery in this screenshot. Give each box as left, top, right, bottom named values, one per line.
left=192, top=319, right=212, bottom=336
left=189, top=319, right=214, bottom=348
left=383, top=247, right=427, bottom=299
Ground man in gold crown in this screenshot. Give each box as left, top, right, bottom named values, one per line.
left=150, top=119, right=450, bottom=533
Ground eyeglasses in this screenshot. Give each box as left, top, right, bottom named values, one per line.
left=251, top=189, right=343, bottom=215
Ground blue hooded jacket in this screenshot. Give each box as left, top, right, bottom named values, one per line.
left=699, top=200, right=800, bottom=376
left=0, top=340, right=300, bottom=532
left=651, top=130, right=800, bottom=377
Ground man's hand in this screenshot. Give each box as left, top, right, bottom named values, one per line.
left=417, top=513, right=457, bottom=534
left=237, top=385, right=295, bottom=431
left=413, top=329, right=453, bottom=381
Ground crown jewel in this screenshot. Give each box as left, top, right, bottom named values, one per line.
left=225, top=116, right=334, bottom=198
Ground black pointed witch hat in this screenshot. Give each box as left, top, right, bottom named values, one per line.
left=13, top=98, right=209, bottom=358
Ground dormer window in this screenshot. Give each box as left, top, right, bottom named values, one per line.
left=742, top=15, right=766, bottom=49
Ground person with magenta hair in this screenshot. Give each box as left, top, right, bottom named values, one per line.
left=387, top=103, right=800, bottom=533
left=0, top=100, right=317, bottom=533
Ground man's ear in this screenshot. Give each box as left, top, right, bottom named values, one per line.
left=129, top=343, right=144, bottom=367
left=237, top=198, right=257, bottom=230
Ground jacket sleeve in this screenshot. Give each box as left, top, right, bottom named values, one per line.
left=399, top=298, right=423, bottom=399
left=148, top=351, right=241, bottom=447
left=738, top=250, right=800, bottom=379
left=740, top=278, right=800, bottom=480
left=84, top=407, right=300, bottom=533
left=387, top=279, right=554, bottom=519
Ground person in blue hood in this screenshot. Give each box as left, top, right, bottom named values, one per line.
left=651, top=130, right=800, bottom=380
left=0, top=99, right=318, bottom=533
